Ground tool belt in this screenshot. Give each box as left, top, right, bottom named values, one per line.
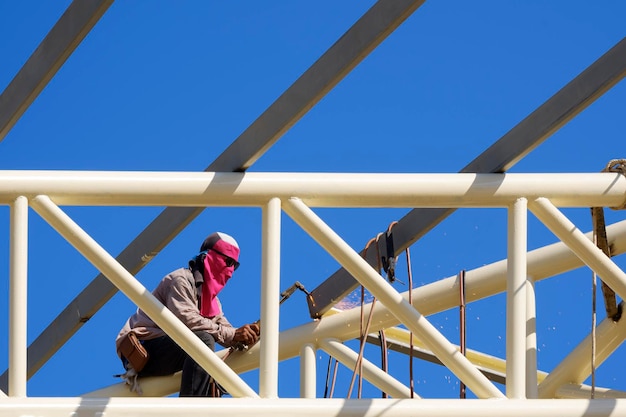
left=119, top=331, right=149, bottom=372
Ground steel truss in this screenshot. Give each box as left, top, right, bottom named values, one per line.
left=1, top=1, right=626, bottom=416
left=1, top=170, right=626, bottom=416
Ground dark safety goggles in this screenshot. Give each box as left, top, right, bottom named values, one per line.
left=208, top=247, right=240, bottom=270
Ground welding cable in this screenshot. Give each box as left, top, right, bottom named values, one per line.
left=379, top=329, right=389, bottom=398
left=459, top=269, right=466, bottom=399
left=591, top=209, right=599, bottom=399
left=406, top=246, right=415, bottom=398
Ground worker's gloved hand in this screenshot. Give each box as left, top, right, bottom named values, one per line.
left=233, top=322, right=260, bottom=347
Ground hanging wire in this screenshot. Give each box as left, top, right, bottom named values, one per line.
left=323, top=355, right=340, bottom=398
left=323, top=356, right=333, bottom=398
left=347, top=236, right=380, bottom=398
left=379, top=329, right=389, bottom=398
left=406, top=246, right=415, bottom=398
left=347, top=295, right=378, bottom=398
left=459, top=269, right=467, bottom=399
left=591, top=209, right=598, bottom=399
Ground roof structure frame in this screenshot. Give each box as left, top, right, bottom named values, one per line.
left=0, top=0, right=427, bottom=388
left=1, top=0, right=625, bottom=405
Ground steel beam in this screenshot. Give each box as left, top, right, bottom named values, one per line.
left=307, top=37, right=626, bottom=318
left=8, top=197, right=28, bottom=397
left=0, top=0, right=113, bottom=142
left=0, top=0, right=426, bottom=390
left=0, top=171, right=624, bottom=208
left=5, top=397, right=626, bottom=417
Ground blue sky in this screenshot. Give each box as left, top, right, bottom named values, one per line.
left=0, top=1, right=625, bottom=399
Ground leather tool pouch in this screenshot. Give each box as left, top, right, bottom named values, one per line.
left=119, top=331, right=149, bottom=372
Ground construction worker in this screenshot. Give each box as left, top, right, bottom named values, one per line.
left=115, top=231, right=260, bottom=396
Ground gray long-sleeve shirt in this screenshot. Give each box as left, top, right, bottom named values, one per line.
left=115, top=267, right=236, bottom=357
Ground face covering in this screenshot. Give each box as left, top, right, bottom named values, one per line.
left=200, top=239, right=240, bottom=317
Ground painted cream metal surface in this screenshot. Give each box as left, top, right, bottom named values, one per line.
left=3, top=169, right=626, bottom=416
left=0, top=171, right=624, bottom=208
left=2, top=0, right=626, bottom=415
left=506, top=198, right=528, bottom=399
left=3, top=397, right=626, bottom=417
left=8, top=196, right=27, bottom=398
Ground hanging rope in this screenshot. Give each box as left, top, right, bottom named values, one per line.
left=587, top=159, right=626, bottom=398
left=604, top=159, right=626, bottom=210
left=590, top=160, right=625, bottom=321
left=602, top=159, right=626, bottom=210
left=459, top=269, right=467, bottom=399
left=591, top=206, right=620, bottom=320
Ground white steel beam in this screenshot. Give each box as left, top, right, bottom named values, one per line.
left=365, top=325, right=545, bottom=386
left=8, top=196, right=28, bottom=397
left=525, top=277, right=538, bottom=398
left=283, top=197, right=505, bottom=399
left=557, top=383, right=626, bottom=399
left=506, top=198, right=528, bottom=398
left=300, top=344, right=317, bottom=399
left=4, top=397, right=626, bottom=417
left=0, top=171, right=624, bottom=208
left=529, top=197, right=626, bottom=301
left=29, top=195, right=258, bottom=399
left=260, top=198, right=281, bottom=398
left=538, top=307, right=626, bottom=398
left=318, top=338, right=417, bottom=399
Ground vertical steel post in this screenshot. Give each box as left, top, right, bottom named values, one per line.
left=526, top=277, right=538, bottom=398
left=300, top=343, right=317, bottom=398
left=507, top=197, right=527, bottom=398
left=9, top=196, right=28, bottom=397
left=260, top=198, right=282, bottom=398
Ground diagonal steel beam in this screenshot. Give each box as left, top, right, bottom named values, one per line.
left=308, top=37, right=626, bottom=318
left=0, top=0, right=426, bottom=389
left=0, top=0, right=114, bottom=142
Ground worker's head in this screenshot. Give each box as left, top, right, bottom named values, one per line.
left=198, top=232, right=240, bottom=317
left=200, top=231, right=240, bottom=274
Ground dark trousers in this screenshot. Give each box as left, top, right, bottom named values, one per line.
left=139, top=330, right=220, bottom=397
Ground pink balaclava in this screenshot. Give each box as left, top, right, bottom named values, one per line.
left=199, top=232, right=240, bottom=317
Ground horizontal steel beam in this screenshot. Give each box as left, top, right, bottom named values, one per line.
left=2, top=397, right=626, bottom=417
left=0, top=171, right=624, bottom=208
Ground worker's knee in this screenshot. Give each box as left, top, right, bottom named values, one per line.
left=193, top=330, right=215, bottom=351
